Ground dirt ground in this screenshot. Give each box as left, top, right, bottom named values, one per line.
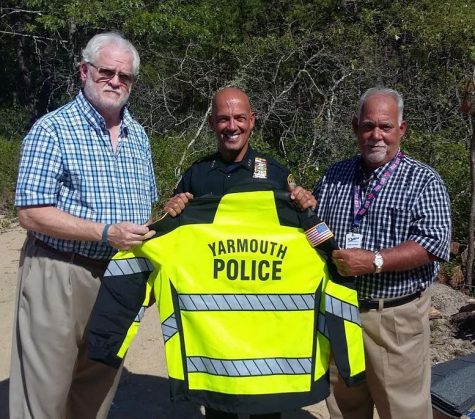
left=0, top=225, right=473, bottom=419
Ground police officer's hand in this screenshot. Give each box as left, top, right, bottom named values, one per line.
left=289, top=184, right=317, bottom=211
left=164, top=192, right=194, bottom=217
left=107, top=222, right=156, bottom=250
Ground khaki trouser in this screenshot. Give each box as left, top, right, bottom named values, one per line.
left=327, top=289, right=432, bottom=419
left=9, top=237, right=123, bottom=419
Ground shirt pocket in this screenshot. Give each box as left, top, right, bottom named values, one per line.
left=388, top=205, right=412, bottom=244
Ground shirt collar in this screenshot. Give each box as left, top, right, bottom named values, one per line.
left=76, top=90, right=131, bottom=135
left=210, top=146, right=255, bottom=171
left=357, top=148, right=402, bottom=181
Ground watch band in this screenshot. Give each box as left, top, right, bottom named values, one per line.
left=101, top=224, right=112, bottom=244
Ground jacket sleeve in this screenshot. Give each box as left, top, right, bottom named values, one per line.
left=87, top=254, right=155, bottom=368
left=323, top=277, right=366, bottom=386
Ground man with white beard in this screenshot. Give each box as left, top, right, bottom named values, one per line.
left=314, top=87, right=451, bottom=419
left=10, top=32, right=157, bottom=419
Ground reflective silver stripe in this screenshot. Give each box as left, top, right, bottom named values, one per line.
left=317, top=313, right=329, bottom=338
left=187, top=356, right=312, bottom=376
left=134, top=306, right=146, bottom=322
left=325, top=295, right=361, bottom=325
left=162, top=314, right=178, bottom=342
left=179, top=294, right=315, bottom=311
left=105, top=258, right=154, bottom=277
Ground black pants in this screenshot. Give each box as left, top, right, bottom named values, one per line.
left=205, top=408, right=280, bottom=419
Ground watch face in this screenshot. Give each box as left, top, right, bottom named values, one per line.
left=374, top=253, right=383, bottom=268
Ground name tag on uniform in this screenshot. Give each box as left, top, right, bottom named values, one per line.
left=345, top=232, right=362, bottom=249
left=253, top=157, right=268, bottom=179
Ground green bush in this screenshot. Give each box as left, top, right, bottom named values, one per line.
left=149, top=132, right=215, bottom=215
left=0, top=106, right=30, bottom=140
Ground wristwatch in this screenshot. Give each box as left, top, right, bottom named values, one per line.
left=373, top=251, right=384, bottom=274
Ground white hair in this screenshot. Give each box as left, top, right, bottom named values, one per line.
left=81, top=32, right=140, bottom=76
left=357, top=87, right=404, bottom=124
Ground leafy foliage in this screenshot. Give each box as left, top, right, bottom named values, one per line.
left=1, top=0, right=474, bottom=246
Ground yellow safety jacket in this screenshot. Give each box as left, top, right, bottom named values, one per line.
left=88, top=188, right=365, bottom=414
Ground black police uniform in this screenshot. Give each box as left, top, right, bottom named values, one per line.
left=174, top=145, right=287, bottom=419
left=174, top=146, right=290, bottom=196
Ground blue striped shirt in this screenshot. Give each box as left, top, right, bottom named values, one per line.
left=15, top=91, right=158, bottom=260
left=314, top=152, right=451, bottom=298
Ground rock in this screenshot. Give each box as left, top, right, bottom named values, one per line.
left=432, top=283, right=470, bottom=316
left=430, top=307, right=443, bottom=319
left=436, top=271, right=450, bottom=285
left=449, top=312, right=475, bottom=348
left=449, top=265, right=465, bottom=288
left=430, top=283, right=474, bottom=364
left=460, top=303, right=475, bottom=313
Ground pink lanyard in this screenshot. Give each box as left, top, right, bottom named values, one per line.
left=352, top=150, right=404, bottom=232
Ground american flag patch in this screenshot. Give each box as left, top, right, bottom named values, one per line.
left=305, top=222, right=334, bottom=247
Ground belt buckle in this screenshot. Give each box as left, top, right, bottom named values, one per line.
left=358, top=297, right=379, bottom=310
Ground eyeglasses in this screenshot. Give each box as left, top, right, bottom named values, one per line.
left=87, top=62, right=134, bottom=86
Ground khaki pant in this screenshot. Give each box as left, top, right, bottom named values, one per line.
left=327, top=289, right=432, bottom=419
left=9, top=237, right=123, bottom=419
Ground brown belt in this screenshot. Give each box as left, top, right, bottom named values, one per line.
left=30, top=236, right=110, bottom=270
left=358, top=291, right=422, bottom=310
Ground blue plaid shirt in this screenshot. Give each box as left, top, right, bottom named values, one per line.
left=15, top=91, right=158, bottom=260
left=314, top=152, right=451, bottom=298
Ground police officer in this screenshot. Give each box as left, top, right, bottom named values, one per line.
left=165, top=87, right=315, bottom=216
left=164, top=87, right=315, bottom=419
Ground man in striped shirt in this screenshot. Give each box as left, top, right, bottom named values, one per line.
left=10, top=33, right=158, bottom=419
left=314, top=87, right=451, bottom=419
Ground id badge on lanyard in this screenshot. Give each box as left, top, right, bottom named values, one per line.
left=345, top=231, right=363, bottom=249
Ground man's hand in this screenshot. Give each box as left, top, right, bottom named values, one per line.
left=332, top=248, right=375, bottom=276
left=164, top=192, right=194, bottom=217
left=107, top=222, right=156, bottom=250
left=333, top=241, right=435, bottom=276
left=288, top=184, right=317, bottom=211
